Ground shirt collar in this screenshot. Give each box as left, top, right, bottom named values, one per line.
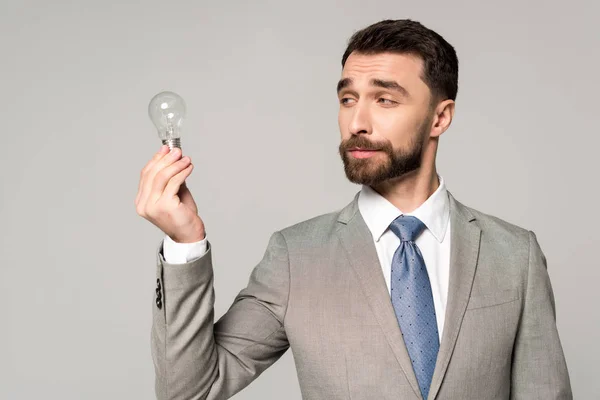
left=357, top=173, right=450, bottom=243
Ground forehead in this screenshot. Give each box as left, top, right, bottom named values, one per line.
left=341, top=51, right=425, bottom=86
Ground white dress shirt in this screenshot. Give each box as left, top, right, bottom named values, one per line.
left=162, top=174, right=451, bottom=341
left=162, top=230, right=208, bottom=264
left=357, top=174, right=451, bottom=342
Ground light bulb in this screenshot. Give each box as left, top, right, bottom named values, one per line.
left=148, top=91, right=186, bottom=149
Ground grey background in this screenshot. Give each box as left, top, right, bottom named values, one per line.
left=1, top=1, right=598, bottom=399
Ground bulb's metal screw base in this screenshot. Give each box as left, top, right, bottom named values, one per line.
left=162, top=138, right=181, bottom=150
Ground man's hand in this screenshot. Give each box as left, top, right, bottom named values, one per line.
left=135, top=145, right=205, bottom=243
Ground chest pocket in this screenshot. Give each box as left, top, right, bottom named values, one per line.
left=466, top=288, right=520, bottom=310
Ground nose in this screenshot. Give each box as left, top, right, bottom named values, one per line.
left=348, top=102, right=372, bottom=136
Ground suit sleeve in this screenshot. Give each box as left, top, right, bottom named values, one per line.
left=510, top=230, right=573, bottom=399
left=151, top=231, right=290, bottom=400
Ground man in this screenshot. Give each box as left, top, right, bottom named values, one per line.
left=136, top=19, right=572, bottom=400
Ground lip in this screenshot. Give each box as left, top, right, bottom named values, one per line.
left=349, top=149, right=380, bottom=159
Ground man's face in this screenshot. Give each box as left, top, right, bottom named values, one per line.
left=337, top=51, right=435, bottom=186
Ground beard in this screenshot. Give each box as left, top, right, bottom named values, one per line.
left=338, top=114, right=432, bottom=186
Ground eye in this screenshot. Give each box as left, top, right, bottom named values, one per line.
left=340, top=97, right=355, bottom=105
left=378, top=98, right=397, bottom=105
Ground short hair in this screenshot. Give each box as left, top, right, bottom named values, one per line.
left=341, top=19, right=459, bottom=105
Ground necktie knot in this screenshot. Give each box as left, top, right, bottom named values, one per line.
left=389, top=215, right=426, bottom=242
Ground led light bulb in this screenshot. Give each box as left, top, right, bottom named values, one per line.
left=148, top=91, right=186, bottom=149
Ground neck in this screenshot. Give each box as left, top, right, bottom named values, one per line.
left=370, top=144, right=440, bottom=213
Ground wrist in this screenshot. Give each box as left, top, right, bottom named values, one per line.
left=170, top=224, right=205, bottom=244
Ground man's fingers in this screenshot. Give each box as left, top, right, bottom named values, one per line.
left=149, top=156, right=192, bottom=203
left=136, top=145, right=170, bottom=206
left=163, top=163, right=194, bottom=199
left=138, top=147, right=182, bottom=210
left=141, top=145, right=170, bottom=177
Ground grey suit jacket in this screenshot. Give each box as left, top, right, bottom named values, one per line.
left=151, top=190, right=572, bottom=400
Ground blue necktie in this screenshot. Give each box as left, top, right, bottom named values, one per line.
left=389, top=215, right=439, bottom=400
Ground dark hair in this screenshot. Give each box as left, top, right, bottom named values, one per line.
left=341, top=19, right=459, bottom=105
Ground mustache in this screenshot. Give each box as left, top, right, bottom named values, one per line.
left=341, top=138, right=388, bottom=151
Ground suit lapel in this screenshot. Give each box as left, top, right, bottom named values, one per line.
left=427, top=191, right=481, bottom=400
left=335, top=189, right=481, bottom=400
left=336, top=191, right=423, bottom=399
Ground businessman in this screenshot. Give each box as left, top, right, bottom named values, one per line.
left=136, top=19, right=572, bottom=400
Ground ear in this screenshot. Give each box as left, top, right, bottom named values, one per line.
left=430, top=99, right=455, bottom=138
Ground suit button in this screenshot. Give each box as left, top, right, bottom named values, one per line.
left=156, top=288, right=161, bottom=296
left=156, top=279, right=161, bottom=288
left=156, top=297, right=162, bottom=309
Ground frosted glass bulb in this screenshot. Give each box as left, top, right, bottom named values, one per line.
left=148, top=91, right=186, bottom=149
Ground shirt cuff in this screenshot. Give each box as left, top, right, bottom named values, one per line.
left=163, top=234, right=208, bottom=264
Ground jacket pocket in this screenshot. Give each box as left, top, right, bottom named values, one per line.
left=466, top=288, right=519, bottom=310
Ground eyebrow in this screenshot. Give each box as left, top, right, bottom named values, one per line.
left=336, top=77, right=411, bottom=98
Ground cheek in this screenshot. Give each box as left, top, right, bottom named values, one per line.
left=373, top=108, right=420, bottom=138
left=338, top=112, right=349, bottom=136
